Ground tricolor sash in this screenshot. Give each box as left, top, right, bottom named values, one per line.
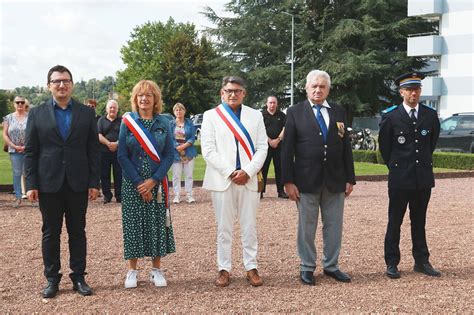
left=123, top=112, right=171, bottom=225
left=215, top=103, right=255, bottom=160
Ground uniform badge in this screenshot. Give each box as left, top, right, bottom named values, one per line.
left=421, top=129, right=428, bottom=136
left=398, top=136, right=406, bottom=144
left=336, top=122, right=345, bottom=138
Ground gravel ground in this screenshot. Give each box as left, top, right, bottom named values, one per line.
left=0, top=178, right=472, bottom=313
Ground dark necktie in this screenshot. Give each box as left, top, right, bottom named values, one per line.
left=410, top=108, right=417, bottom=124
left=314, top=105, right=328, bottom=143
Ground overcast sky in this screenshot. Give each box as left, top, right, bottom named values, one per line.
left=0, top=0, right=228, bottom=90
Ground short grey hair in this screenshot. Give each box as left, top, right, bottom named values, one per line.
left=306, top=70, right=331, bottom=88
left=106, top=99, right=119, bottom=108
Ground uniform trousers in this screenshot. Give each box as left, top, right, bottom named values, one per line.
left=39, top=180, right=89, bottom=282
left=297, top=185, right=345, bottom=272
left=211, top=183, right=259, bottom=272
left=384, top=188, right=431, bottom=266
left=172, top=158, right=195, bottom=196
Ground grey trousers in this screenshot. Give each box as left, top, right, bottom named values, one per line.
left=297, top=185, right=345, bottom=272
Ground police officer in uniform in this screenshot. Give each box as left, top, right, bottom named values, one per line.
left=379, top=71, right=441, bottom=279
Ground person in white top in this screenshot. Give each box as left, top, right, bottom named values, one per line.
left=201, top=76, right=267, bottom=287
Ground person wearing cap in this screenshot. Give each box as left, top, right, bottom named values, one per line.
left=379, top=71, right=441, bottom=279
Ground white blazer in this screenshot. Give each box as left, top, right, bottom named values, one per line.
left=201, top=104, right=268, bottom=192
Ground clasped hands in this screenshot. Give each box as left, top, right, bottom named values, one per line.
left=137, top=178, right=157, bottom=202
left=229, top=170, right=250, bottom=185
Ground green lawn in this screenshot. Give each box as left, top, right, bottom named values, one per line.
left=0, top=132, right=460, bottom=185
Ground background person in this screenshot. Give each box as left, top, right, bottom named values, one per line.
left=86, top=99, right=101, bottom=122
left=201, top=76, right=267, bottom=287
left=24, top=65, right=100, bottom=298
left=379, top=71, right=441, bottom=279
left=261, top=95, right=287, bottom=199
left=281, top=69, right=356, bottom=286
left=98, top=99, right=122, bottom=203
left=170, top=102, right=197, bottom=204
left=117, top=80, right=175, bottom=289
left=3, top=95, right=29, bottom=208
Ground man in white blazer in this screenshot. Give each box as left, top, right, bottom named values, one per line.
left=201, top=76, right=268, bottom=287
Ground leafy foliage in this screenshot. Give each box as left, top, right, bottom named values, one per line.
left=203, top=0, right=436, bottom=118
left=116, top=18, right=219, bottom=114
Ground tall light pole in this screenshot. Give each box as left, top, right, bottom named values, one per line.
left=282, top=12, right=294, bottom=107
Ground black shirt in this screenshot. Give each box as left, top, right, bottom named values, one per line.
left=97, top=116, right=122, bottom=152
left=262, top=110, right=286, bottom=139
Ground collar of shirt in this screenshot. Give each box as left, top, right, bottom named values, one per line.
left=52, top=98, right=73, bottom=110
left=402, top=103, right=419, bottom=117
left=309, top=99, right=330, bottom=127
left=308, top=99, right=331, bottom=109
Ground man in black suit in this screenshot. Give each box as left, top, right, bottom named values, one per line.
left=379, top=71, right=441, bottom=279
left=25, top=65, right=100, bottom=298
left=281, top=70, right=356, bottom=285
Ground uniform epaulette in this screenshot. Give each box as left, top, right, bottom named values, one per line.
left=382, top=105, right=397, bottom=114
left=421, top=104, right=436, bottom=111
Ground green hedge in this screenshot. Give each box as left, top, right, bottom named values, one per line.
left=352, top=150, right=474, bottom=170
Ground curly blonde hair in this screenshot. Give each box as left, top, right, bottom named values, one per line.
left=130, top=80, right=163, bottom=114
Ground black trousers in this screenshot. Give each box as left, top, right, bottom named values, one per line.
left=39, top=180, right=89, bottom=282
left=384, top=188, right=432, bottom=266
left=100, top=151, right=122, bottom=200
left=261, top=145, right=283, bottom=194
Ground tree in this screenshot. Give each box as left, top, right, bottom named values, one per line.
left=0, top=90, right=13, bottom=119
left=160, top=34, right=219, bottom=113
left=116, top=18, right=219, bottom=114
left=203, top=0, right=435, bottom=118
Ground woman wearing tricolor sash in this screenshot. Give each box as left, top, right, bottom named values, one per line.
left=117, top=80, right=175, bottom=289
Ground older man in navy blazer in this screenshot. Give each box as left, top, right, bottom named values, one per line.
left=281, top=70, right=356, bottom=285
left=25, top=65, right=100, bottom=298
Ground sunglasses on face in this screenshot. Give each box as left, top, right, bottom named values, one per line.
left=15, top=101, right=25, bottom=105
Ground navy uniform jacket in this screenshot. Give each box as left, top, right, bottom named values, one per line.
left=281, top=100, right=356, bottom=193
left=378, top=104, right=440, bottom=189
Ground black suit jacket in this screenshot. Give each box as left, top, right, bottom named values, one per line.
left=378, top=104, right=440, bottom=189
left=24, top=99, right=100, bottom=193
left=281, top=100, right=356, bottom=193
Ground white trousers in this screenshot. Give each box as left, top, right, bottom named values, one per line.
left=172, top=159, right=195, bottom=195
left=211, top=183, right=260, bottom=272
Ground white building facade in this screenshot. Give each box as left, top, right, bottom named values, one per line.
left=407, top=0, right=474, bottom=118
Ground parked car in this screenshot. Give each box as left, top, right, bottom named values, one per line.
left=191, top=113, right=203, bottom=140
left=436, top=112, right=474, bottom=153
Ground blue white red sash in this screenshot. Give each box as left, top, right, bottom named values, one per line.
left=122, top=113, right=161, bottom=163
left=215, top=103, right=255, bottom=160
left=123, top=112, right=171, bottom=218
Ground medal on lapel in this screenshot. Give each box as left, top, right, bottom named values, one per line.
left=336, top=122, right=345, bottom=138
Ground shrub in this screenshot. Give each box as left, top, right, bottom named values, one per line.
left=433, top=152, right=474, bottom=170
left=352, top=150, right=473, bottom=169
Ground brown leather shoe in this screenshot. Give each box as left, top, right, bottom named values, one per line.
left=215, top=270, right=230, bottom=287
left=246, top=269, right=263, bottom=287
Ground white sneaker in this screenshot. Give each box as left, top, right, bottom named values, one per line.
left=124, top=270, right=138, bottom=289
left=173, top=196, right=180, bottom=204
left=150, top=268, right=167, bottom=287
left=186, top=194, right=195, bottom=203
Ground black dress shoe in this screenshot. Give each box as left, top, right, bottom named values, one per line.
left=278, top=192, right=289, bottom=199
left=116, top=197, right=122, bottom=203
left=42, top=281, right=59, bottom=298
left=386, top=265, right=401, bottom=279
left=299, top=271, right=315, bottom=285
left=414, top=262, right=441, bottom=277
left=103, top=198, right=112, bottom=204
left=323, top=269, right=351, bottom=282
left=72, top=279, right=93, bottom=296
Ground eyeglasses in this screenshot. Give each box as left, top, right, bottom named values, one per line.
left=15, top=101, right=25, bottom=105
left=223, top=89, right=243, bottom=96
left=50, top=79, right=73, bottom=86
